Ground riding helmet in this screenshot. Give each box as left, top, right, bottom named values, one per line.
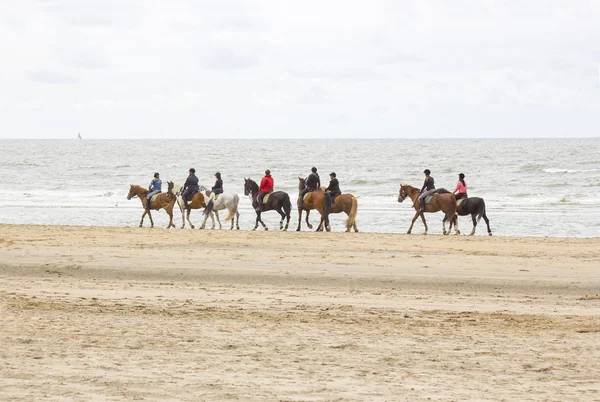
left=459, top=173, right=465, bottom=179
left=265, top=169, right=271, bottom=175
left=423, top=169, right=431, bottom=175
left=215, top=172, right=221, bottom=178
left=189, top=168, right=196, bottom=174
left=330, top=172, right=336, bottom=178
left=311, top=167, right=317, bottom=173
left=154, top=172, right=160, bottom=178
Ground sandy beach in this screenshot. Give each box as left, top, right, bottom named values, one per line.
left=1, top=224, right=599, bottom=401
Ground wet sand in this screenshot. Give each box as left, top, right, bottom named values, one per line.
left=1, top=224, right=599, bottom=401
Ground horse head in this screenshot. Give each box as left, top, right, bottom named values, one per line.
left=244, top=178, right=255, bottom=196
left=127, top=184, right=137, bottom=200
left=398, top=184, right=409, bottom=203
left=298, top=177, right=306, bottom=191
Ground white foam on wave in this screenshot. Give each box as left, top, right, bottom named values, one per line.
left=544, top=168, right=599, bottom=174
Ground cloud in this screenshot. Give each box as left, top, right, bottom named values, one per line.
left=201, top=47, right=259, bottom=70
left=28, top=69, right=79, bottom=84
left=289, top=68, right=384, bottom=82
left=379, top=53, right=423, bottom=65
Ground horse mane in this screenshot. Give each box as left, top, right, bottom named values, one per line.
left=436, top=188, right=451, bottom=194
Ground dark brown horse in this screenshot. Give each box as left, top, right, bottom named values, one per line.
left=127, top=182, right=176, bottom=228
left=296, top=178, right=332, bottom=231
left=312, top=185, right=359, bottom=232
left=244, top=178, right=292, bottom=231
left=397, top=184, right=458, bottom=235
left=452, top=197, right=492, bottom=236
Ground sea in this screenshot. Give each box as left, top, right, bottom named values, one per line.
left=0, top=139, right=599, bottom=237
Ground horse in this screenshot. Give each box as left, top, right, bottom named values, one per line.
left=172, top=184, right=216, bottom=229
left=243, top=178, right=292, bottom=231
left=127, top=182, right=176, bottom=228
left=397, top=184, right=458, bottom=235
left=452, top=197, right=492, bottom=236
left=202, top=191, right=241, bottom=230
left=296, top=177, right=332, bottom=231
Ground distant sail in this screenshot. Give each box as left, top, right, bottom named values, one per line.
left=78, top=132, right=82, bottom=140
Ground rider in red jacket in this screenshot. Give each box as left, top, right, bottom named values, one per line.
left=256, top=170, right=274, bottom=212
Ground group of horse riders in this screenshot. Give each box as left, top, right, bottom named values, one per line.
left=418, top=169, right=468, bottom=213
left=145, top=167, right=467, bottom=213
left=143, top=167, right=344, bottom=212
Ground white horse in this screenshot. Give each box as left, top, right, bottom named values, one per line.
left=202, top=191, right=241, bottom=230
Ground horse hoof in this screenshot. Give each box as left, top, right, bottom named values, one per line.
left=407, top=231, right=411, bottom=234
left=307, top=225, right=313, bottom=229
left=264, top=227, right=269, bottom=231
left=489, top=233, right=493, bottom=236
left=252, top=228, right=257, bottom=231
left=139, top=225, right=143, bottom=228
left=443, top=231, right=447, bottom=235
left=296, top=228, right=301, bottom=232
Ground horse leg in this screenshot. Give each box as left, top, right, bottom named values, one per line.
left=306, top=210, right=313, bottom=229
left=442, top=215, right=448, bottom=235
left=236, top=211, right=240, bottom=230
left=187, top=209, right=196, bottom=229
left=420, top=213, right=428, bottom=235
left=296, top=208, right=303, bottom=231
left=483, top=213, right=492, bottom=236
left=210, top=212, right=217, bottom=229
left=407, top=210, right=421, bottom=234
left=178, top=200, right=186, bottom=229
left=166, top=206, right=175, bottom=229
left=139, top=210, right=147, bottom=227
left=277, top=208, right=286, bottom=230
left=147, top=210, right=154, bottom=228
left=470, top=213, right=477, bottom=235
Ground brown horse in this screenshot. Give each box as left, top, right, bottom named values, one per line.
left=397, top=184, right=458, bottom=235
left=174, top=185, right=210, bottom=229
left=127, top=182, right=176, bottom=228
left=302, top=183, right=358, bottom=232
left=296, top=178, right=332, bottom=231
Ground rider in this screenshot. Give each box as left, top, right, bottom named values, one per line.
left=212, top=172, right=224, bottom=196
left=256, top=169, right=274, bottom=212
left=418, top=169, right=436, bottom=214
left=181, top=168, right=199, bottom=209
left=453, top=173, right=468, bottom=200
left=146, top=172, right=162, bottom=210
left=298, top=167, right=320, bottom=209
left=325, top=172, right=341, bottom=201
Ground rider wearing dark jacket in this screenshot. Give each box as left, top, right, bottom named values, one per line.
left=212, top=172, right=223, bottom=195
left=418, top=169, right=435, bottom=213
left=326, top=172, right=341, bottom=199
left=299, top=167, right=320, bottom=209
left=182, top=168, right=200, bottom=209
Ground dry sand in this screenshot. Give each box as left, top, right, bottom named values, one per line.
left=1, top=224, right=599, bottom=401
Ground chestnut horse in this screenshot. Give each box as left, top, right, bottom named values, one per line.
left=127, top=182, right=176, bottom=228
left=173, top=184, right=213, bottom=229
left=397, top=184, right=458, bottom=235
left=303, top=182, right=358, bottom=232
left=296, top=177, right=332, bottom=231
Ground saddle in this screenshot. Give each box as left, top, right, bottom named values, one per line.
left=456, top=198, right=466, bottom=207
left=262, top=191, right=273, bottom=204
left=150, top=192, right=162, bottom=203
left=424, top=188, right=450, bottom=205
left=183, top=190, right=197, bottom=202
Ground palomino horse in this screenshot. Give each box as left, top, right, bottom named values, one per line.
left=296, top=177, right=332, bottom=231
left=202, top=191, right=241, bottom=230
left=244, top=178, right=292, bottom=231
left=397, top=184, right=458, bottom=235
left=127, top=182, right=176, bottom=228
left=312, top=186, right=359, bottom=232
left=452, top=197, right=492, bottom=236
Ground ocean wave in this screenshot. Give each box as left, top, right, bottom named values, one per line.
left=520, top=163, right=546, bottom=172
left=543, top=168, right=599, bottom=174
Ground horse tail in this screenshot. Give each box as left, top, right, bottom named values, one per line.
left=225, top=194, right=239, bottom=221
left=346, top=195, right=358, bottom=228
left=475, top=198, right=486, bottom=224
left=324, top=192, right=332, bottom=217
left=283, top=193, right=292, bottom=219
left=204, top=199, right=214, bottom=217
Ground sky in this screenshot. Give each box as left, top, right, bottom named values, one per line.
left=1, top=0, right=599, bottom=139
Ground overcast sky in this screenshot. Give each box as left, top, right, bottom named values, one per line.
left=1, top=0, right=599, bottom=139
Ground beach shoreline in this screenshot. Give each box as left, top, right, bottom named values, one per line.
left=1, top=224, right=599, bottom=400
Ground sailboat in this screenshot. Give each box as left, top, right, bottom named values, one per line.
left=78, top=132, right=82, bottom=140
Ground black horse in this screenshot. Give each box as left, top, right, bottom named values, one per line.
left=244, top=178, right=292, bottom=231
left=452, top=197, right=492, bottom=236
